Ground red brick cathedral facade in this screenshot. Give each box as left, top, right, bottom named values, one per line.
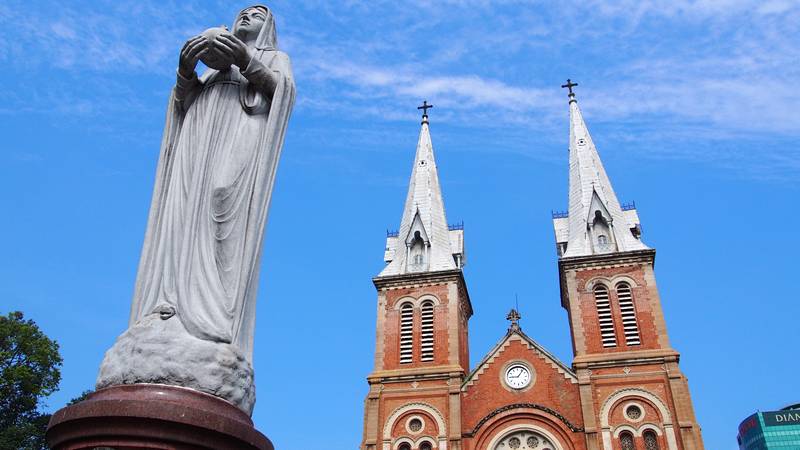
left=360, top=95, right=704, bottom=450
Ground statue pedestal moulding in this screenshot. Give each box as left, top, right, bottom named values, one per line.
left=46, top=5, right=294, bottom=449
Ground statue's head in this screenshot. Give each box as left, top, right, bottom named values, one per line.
left=233, top=5, right=275, bottom=49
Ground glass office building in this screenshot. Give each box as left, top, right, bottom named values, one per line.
left=738, top=404, right=800, bottom=449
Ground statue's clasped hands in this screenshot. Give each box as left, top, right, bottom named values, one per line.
left=213, top=32, right=253, bottom=71
left=178, top=30, right=253, bottom=78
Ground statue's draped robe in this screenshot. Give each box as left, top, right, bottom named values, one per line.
left=129, top=12, right=295, bottom=361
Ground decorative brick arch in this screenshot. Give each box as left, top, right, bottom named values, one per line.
left=469, top=406, right=578, bottom=450
left=382, top=402, right=447, bottom=450
left=598, top=388, right=677, bottom=450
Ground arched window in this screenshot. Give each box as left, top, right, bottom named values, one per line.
left=399, top=303, right=414, bottom=364
left=616, top=282, right=641, bottom=346
left=420, top=301, right=435, bottom=362
left=409, top=231, right=426, bottom=271
left=398, top=443, right=411, bottom=450
left=643, top=430, right=660, bottom=450
left=420, top=442, right=433, bottom=450
left=594, top=285, right=617, bottom=347
left=619, top=431, right=635, bottom=450
left=592, top=210, right=613, bottom=252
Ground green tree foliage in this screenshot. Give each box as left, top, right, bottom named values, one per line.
left=0, top=311, right=63, bottom=450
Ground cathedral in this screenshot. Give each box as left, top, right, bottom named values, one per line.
left=359, top=84, right=705, bottom=450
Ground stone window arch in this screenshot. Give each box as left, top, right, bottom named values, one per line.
left=486, top=425, right=563, bottom=450
left=599, top=389, right=679, bottom=450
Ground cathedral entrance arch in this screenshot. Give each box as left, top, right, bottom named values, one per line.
left=486, top=425, right=564, bottom=450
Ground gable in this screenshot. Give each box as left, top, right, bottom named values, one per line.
left=463, top=331, right=577, bottom=390
left=460, top=330, right=583, bottom=434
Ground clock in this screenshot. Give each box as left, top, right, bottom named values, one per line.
left=504, top=364, right=532, bottom=389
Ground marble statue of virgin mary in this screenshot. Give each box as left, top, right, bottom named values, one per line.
left=97, top=5, right=295, bottom=415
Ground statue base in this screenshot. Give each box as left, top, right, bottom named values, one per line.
left=46, top=384, right=273, bottom=450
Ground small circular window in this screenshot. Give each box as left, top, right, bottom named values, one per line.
left=409, top=418, right=422, bottom=432
left=626, top=404, right=643, bottom=420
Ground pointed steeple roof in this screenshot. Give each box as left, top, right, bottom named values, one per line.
left=380, top=106, right=459, bottom=276
left=558, top=82, right=648, bottom=258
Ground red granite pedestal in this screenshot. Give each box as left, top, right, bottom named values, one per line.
left=46, top=384, right=273, bottom=450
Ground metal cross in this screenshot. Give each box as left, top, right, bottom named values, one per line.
left=506, top=308, right=521, bottom=330
left=561, top=79, right=578, bottom=96
left=417, top=100, right=434, bottom=116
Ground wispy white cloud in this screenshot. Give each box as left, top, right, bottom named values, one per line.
left=3, top=0, right=799, bottom=179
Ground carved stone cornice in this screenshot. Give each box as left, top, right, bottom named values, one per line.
left=559, top=249, right=656, bottom=272
left=572, top=349, right=680, bottom=369
left=373, top=269, right=473, bottom=317
left=367, top=365, right=466, bottom=383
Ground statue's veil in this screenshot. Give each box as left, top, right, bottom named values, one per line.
left=235, top=5, right=277, bottom=51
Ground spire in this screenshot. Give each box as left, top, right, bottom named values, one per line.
left=380, top=103, right=464, bottom=276
left=555, top=81, right=648, bottom=258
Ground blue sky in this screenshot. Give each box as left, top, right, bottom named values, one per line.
left=1, top=1, right=799, bottom=448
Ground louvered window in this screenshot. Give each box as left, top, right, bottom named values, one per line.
left=620, top=432, right=635, bottom=450
left=420, top=301, right=435, bottom=361
left=616, top=283, right=641, bottom=346
left=644, top=431, right=660, bottom=450
left=400, top=303, right=414, bottom=364
left=594, top=285, right=617, bottom=347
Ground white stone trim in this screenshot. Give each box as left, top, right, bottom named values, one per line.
left=416, top=435, right=437, bottom=448
left=383, top=402, right=447, bottom=449
left=612, top=424, right=637, bottom=438
left=584, top=275, right=639, bottom=292
left=418, top=294, right=441, bottom=307
left=599, top=388, right=677, bottom=450
left=638, top=423, right=664, bottom=437
left=612, top=277, right=638, bottom=289
left=392, top=294, right=441, bottom=310
left=392, top=437, right=414, bottom=450
left=485, top=424, right=565, bottom=450
left=394, top=297, right=417, bottom=310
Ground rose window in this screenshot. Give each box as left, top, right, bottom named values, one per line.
left=625, top=405, right=642, bottom=420
left=494, top=430, right=556, bottom=449
left=408, top=418, right=422, bottom=433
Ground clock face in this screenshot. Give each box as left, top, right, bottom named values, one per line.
left=505, top=364, right=531, bottom=389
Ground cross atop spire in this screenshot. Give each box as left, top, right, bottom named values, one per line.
left=561, top=79, right=578, bottom=103
left=552, top=83, right=649, bottom=258
left=379, top=109, right=464, bottom=277
left=418, top=100, right=433, bottom=124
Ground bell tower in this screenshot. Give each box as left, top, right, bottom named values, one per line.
left=553, top=81, right=704, bottom=450
left=361, top=104, right=471, bottom=450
